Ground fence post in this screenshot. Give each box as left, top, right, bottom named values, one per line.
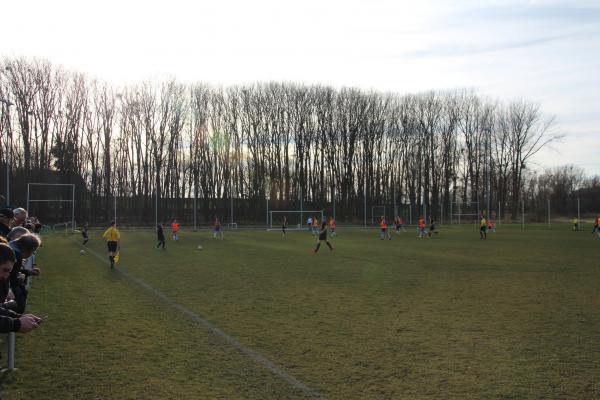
left=7, top=332, right=15, bottom=370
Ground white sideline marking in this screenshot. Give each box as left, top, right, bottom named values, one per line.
left=77, top=242, right=323, bottom=399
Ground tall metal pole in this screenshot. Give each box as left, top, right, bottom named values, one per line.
left=486, top=127, right=491, bottom=224
left=191, top=87, right=196, bottom=231
left=498, top=201, right=501, bottom=226
left=266, top=197, right=269, bottom=229
left=72, top=185, right=76, bottom=229
left=193, top=192, right=197, bottom=231
left=300, top=185, right=303, bottom=227
left=114, top=194, right=117, bottom=224
left=155, top=175, right=158, bottom=229
left=548, top=199, right=551, bottom=229
left=1, top=98, right=13, bottom=207
left=26, top=184, right=30, bottom=221
left=577, top=198, right=580, bottom=225
left=364, top=166, right=367, bottom=228
left=332, top=176, right=336, bottom=221
left=522, top=196, right=525, bottom=229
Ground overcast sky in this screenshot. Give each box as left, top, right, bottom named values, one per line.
left=2, top=0, right=599, bottom=175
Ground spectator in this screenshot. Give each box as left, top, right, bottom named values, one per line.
left=8, top=234, right=42, bottom=313
left=0, top=208, right=13, bottom=238
left=0, top=243, right=41, bottom=334
left=12, top=208, right=28, bottom=228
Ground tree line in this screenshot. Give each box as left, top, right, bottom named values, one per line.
left=1, top=57, right=595, bottom=226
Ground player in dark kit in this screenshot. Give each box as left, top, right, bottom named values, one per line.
left=156, top=223, right=166, bottom=249
left=282, top=216, right=288, bottom=238
left=427, top=216, right=438, bottom=238
left=313, top=221, right=333, bottom=253
left=81, top=223, right=89, bottom=245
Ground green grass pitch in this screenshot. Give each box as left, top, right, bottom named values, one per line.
left=2, top=225, right=599, bottom=399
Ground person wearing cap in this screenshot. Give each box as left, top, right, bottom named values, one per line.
left=0, top=208, right=13, bottom=238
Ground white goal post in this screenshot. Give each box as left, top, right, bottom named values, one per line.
left=450, top=201, right=480, bottom=224
left=26, top=183, right=76, bottom=230
left=268, top=210, right=324, bottom=230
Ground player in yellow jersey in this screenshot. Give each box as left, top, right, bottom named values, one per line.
left=102, top=220, right=121, bottom=269
left=480, top=214, right=487, bottom=240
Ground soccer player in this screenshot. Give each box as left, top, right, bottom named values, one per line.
left=418, top=216, right=426, bottom=238
left=313, top=221, right=333, bottom=253
left=282, top=216, right=288, bottom=238
left=156, top=223, right=166, bottom=249
left=213, top=217, right=223, bottom=239
left=571, top=217, right=579, bottom=231
left=81, top=223, right=89, bottom=245
left=488, top=218, right=496, bottom=233
left=171, top=219, right=180, bottom=241
left=329, top=216, right=337, bottom=237
left=593, top=215, right=600, bottom=238
left=379, top=216, right=391, bottom=240
left=307, top=216, right=313, bottom=233
left=102, top=221, right=120, bottom=269
left=312, top=216, right=319, bottom=235
left=427, top=216, right=438, bottom=238
left=480, top=214, right=487, bottom=240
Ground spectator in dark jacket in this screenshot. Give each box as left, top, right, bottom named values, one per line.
left=0, top=208, right=13, bottom=238
left=0, top=243, right=41, bottom=333
left=8, top=234, right=42, bottom=313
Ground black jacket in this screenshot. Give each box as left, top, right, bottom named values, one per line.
left=0, top=222, right=10, bottom=238
left=0, top=307, right=22, bottom=333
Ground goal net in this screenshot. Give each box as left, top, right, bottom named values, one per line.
left=27, top=183, right=76, bottom=231
left=269, top=210, right=324, bottom=231
left=450, top=201, right=480, bottom=224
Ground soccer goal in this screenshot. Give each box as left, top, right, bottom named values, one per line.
left=268, top=210, right=324, bottom=231
left=27, top=183, right=76, bottom=230
left=450, top=201, right=480, bottom=224
left=371, top=205, right=387, bottom=225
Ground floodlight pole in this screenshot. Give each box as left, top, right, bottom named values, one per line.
left=498, top=201, right=501, bottom=226
left=332, top=175, right=336, bottom=221
left=72, top=185, right=76, bottom=229
left=1, top=97, right=14, bottom=207
left=521, top=195, right=525, bottom=229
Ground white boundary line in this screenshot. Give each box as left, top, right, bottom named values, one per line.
left=76, top=241, right=323, bottom=399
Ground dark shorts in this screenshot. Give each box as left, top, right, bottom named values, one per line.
left=82, top=231, right=88, bottom=238
left=107, top=241, right=118, bottom=252
left=480, top=226, right=487, bottom=232
left=319, top=234, right=327, bottom=241
left=430, top=225, right=435, bottom=231
left=381, top=228, right=387, bottom=233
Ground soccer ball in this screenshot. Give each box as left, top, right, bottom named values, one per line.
left=197, top=245, right=203, bottom=250
left=80, top=250, right=85, bottom=255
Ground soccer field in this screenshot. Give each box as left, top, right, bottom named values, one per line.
left=3, top=225, right=600, bottom=399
